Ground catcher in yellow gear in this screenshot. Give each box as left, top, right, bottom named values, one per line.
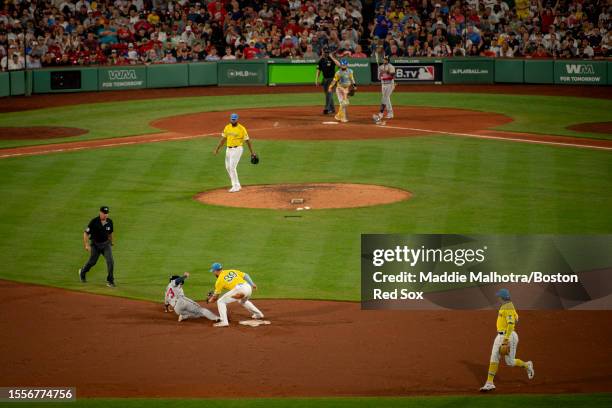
left=480, top=288, right=535, bottom=392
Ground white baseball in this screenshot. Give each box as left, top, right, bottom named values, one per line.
left=297, top=207, right=304, bottom=211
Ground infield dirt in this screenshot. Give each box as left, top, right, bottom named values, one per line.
left=1, top=280, right=611, bottom=398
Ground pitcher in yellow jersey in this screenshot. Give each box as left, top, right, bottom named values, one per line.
left=480, top=288, right=535, bottom=392
left=213, top=113, right=256, bottom=193
left=327, top=58, right=356, bottom=123
left=207, top=262, right=264, bottom=328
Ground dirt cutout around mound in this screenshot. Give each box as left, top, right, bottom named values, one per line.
left=1, top=280, right=611, bottom=398
left=2, top=106, right=611, bottom=159
left=152, top=106, right=513, bottom=140
left=0, top=126, right=87, bottom=140
left=567, top=122, right=612, bottom=135
left=195, top=183, right=412, bottom=210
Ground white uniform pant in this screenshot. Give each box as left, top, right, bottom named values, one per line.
left=174, top=297, right=219, bottom=321
left=381, top=81, right=394, bottom=115
left=225, top=145, right=243, bottom=189
left=217, top=283, right=263, bottom=325
left=489, top=331, right=519, bottom=366
left=335, top=86, right=350, bottom=120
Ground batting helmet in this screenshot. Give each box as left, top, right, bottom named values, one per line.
left=340, top=58, right=348, bottom=67
left=210, top=262, right=223, bottom=273
left=230, top=113, right=239, bottom=121
left=496, top=288, right=511, bottom=301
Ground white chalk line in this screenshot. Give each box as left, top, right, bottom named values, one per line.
left=1, top=123, right=610, bottom=159
left=379, top=124, right=612, bottom=151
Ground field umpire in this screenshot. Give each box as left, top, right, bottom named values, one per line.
left=79, top=206, right=115, bottom=287
left=316, top=48, right=336, bottom=115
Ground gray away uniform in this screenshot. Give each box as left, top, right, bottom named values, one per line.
left=164, top=279, right=219, bottom=322
left=377, top=62, right=396, bottom=118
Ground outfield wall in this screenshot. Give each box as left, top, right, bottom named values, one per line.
left=0, top=58, right=609, bottom=96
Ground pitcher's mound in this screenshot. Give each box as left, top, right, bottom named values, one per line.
left=195, top=183, right=412, bottom=210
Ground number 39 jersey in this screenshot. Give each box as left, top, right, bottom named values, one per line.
left=214, top=269, right=248, bottom=294
left=165, top=281, right=185, bottom=307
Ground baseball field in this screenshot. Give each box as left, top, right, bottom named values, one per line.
left=0, top=85, right=611, bottom=407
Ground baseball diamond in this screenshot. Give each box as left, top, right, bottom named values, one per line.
left=0, top=82, right=611, bottom=408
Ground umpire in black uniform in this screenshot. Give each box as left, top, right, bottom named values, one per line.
left=316, top=48, right=337, bottom=115
left=79, top=206, right=115, bottom=287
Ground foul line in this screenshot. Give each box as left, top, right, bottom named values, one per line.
left=379, top=124, right=612, bottom=151
left=0, top=126, right=288, bottom=159
left=1, top=124, right=610, bottom=159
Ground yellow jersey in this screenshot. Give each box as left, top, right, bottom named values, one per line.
left=333, top=68, right=355, bottom=88
left=214, top=269, right=248, bottom=295
left=496, top=301, right=519, bottom=338
left=222, top=123, right=249, bottom=147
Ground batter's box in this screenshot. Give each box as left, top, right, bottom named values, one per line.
left=239, top=319, right=272, bottom=327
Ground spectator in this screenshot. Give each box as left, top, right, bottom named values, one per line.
left=222, top=46, right=237, bottom=60
left=162, top=49, right=177, bottom=64
left=577, top=39, right=595, bottom=58
left=205, top=47, right=220, bottom=61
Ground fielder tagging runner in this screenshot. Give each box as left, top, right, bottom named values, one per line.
left=164, top=272, right=220, bottom=323
left=328, top=58, right=356, bottom=123
left=213, top=113, right=256, bottom=193
left=373, top=55, right=396, bottom=124
left=480, top=288, right=534, bottom=392
left=207, top=263, right=264, bottom=328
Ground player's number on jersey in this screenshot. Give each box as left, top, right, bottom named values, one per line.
left=224, top=271, right=237, bottom=282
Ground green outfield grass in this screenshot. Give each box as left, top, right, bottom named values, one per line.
left=0, top=129, right=610, bottom=301
left=3, top=394, right=612, bottom=408
left=0, top=92, right=610, bottom=149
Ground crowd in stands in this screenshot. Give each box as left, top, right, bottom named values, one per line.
left=0, top=0, right=610, bottom=70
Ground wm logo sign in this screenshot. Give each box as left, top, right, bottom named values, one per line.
left=565, top=64, right=594, bottom=74
left=108, top=70, right=137, bottom=80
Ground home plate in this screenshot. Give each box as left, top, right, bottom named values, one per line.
left=322, top=121, right=339, bottom=125
left=239, top=319, right=272, bottom=327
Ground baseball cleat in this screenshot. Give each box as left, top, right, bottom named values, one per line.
left=334, top=114, right=341, bottom=121
left=526, top=361, right=534, bottom=379
left=479, top=382, right=496, bottom=392
left=341, top=119, right=348, bottom=123
left=178, top=315, right=186, bottom=322
left=78, top=268, right=86, bottom=283
left=214, top=322, right=230, bottom=327
left=385, top=113, right=394, bottom=119
left=106, top=281, right=116, bottom=288
left=251, top=313, right=264, bottom=320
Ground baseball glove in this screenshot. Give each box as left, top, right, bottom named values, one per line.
left=499, top=341, right=510, bottom=356
left=206, top=290, right=215, bottom=303
left=250, top=153, right=260, bottom=164
left=348, top=84, right=356, bottom=97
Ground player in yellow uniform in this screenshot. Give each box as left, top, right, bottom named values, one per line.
left=207, top=262, right=264, bottom=328
left=213, top=113, right=256, bottom=193
left=480, top=288, right=534, bottom=392
left=327, top=58, right=356, bottom=123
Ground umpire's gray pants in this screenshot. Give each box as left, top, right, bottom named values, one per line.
left=323, top=78, right=335, bottom=112
left=81, top=241, right=114, bottom=283
left=175, top=297, right=219, bottom=321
